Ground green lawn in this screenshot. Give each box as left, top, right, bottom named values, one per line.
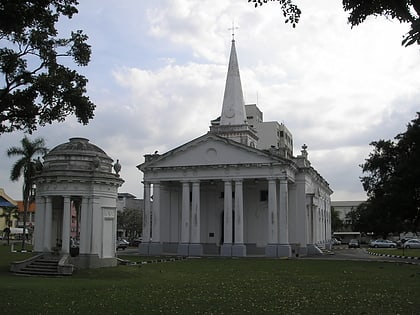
left=1, top=245, right=420, bottom=314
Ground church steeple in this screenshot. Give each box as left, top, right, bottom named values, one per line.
left=220, top=39, right=246, bottom=126
left=210, top=37, right=258, bottom=147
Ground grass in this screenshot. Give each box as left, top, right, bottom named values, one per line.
left=1, top=245, right=420, bottom=314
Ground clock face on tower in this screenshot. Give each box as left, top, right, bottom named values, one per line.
left=225, top=104, right=235, bottom=118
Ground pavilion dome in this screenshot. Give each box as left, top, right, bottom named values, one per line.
left=41, top=137, right=116, bottom=175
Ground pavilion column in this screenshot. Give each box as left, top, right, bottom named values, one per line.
left=79, top=196, right=90, bottom=254
left=61, top=196, right=71, bottom=254
left=43, top=196, right=52, bottom=252
left=266, top=178, right=278, bottom=257
left=33, top=196, right=45, bottom=252
left=232, top=179, right=246, bottom=256
left=149, top=182, right=162, bottom=255
left=91, top=197, right=101, bottom=255
left=277, top=177, right=291, bottom=257
left=189, top=181, right=202, bottom=256
left=178, top=181, right=190, bottom=256
left=221, top=180, right=233, bottom=256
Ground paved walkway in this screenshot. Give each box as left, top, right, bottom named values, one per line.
left=305, top=246, right=420, bottom=265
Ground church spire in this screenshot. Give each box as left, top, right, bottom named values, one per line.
left=220, top=39, right=246, bottom=126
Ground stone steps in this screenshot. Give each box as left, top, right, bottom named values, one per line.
left=14, top=257, right=67, bottom=276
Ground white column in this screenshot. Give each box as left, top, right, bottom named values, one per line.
left=234, top=180, right=244, bottom=244
left=221, top=180, right=233, bottom=256
left=181, top=181, right=190, bottom=243
left=267, top=178, right=278, bottom=244
left=79, top=196, right=90, bottom=254
left=91, top=197, right=101, bottom=255
left=33, top=196, right=45, bottom=252
left=296, top=176, right=308, bottom=254
left=278, top=178, right=289, bottom=244
left=288, top=184, right=297, bottom=244
left=223, top=180, right=233, bottom=244
left=151, top=182, right=161, bottom=242
left=43, top=196, right=52, bottom=251
left=61, top=196, right=71, bottom=254
left=191, top=181, right=200, bottom=243
left=232, top=179, right=246, bottom=256
left=143, top=182, right=151, bottom=242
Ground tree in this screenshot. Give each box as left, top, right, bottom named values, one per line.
left=117, top=208, right=143, bottom=240
left=248, top=0, right=301, bottom=27
left=330, top=207, right=343, bottom=232
left=249, top=0, right=420, bottom=47
left=7, top=136, right=48, bottom=250
left=358, top=113, right=420, bottom=235
left=342, top=0, right=420, bottom=46
left=0, top=0, right=95, bottom=134
left=0, top=205, right=19, bottom=245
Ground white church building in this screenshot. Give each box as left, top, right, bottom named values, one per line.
left=138, top=38, right=333, bottom=258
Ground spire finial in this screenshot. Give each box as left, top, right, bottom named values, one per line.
left=228, top=20, right=238, bottom=41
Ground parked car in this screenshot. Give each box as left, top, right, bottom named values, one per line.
left=129, top=238, right=142, bottom=247
left=369, top=239, right=397, bottom=248
left=116, top=239, right=128, bottom=250
left=403, top=239, right=420, bottom=249
left=332, top=237, right=341, bottom=245
left=348, top=239, right=360, bottom=248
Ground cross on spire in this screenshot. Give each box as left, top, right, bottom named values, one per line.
left=228, top=21, right=238, bottom=41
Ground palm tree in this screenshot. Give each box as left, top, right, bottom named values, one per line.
left=7, top=136, right=48, bottom=250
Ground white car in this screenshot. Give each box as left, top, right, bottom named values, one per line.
left=369, top=239, right=397, bottom=248
left=403, top=239, right=420, bottom=249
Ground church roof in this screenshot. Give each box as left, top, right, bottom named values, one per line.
left=138, top=132, right=291, bottom=171
left=219, top=39, right=247, bottom=126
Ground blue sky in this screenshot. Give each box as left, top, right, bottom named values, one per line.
left=1, top=0, right=419, bottom=201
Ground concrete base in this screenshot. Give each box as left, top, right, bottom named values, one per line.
left=149, top=243, right=163, bottom=255
left=177, top=243, right=189, bottom=256
left=188, top=243, right=203, bottom=256
left=265, top=244, right=277, bottom=257
left=70, top=254, right=116, bottom=269
left=138, top=243, right=150, bottom=255
left=232, top=244, right=247, bottom=257
left=277, top=244, right=292, bottom=257
left=221, top=244, right=232, bottom=256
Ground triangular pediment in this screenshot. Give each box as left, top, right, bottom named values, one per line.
left=139, top=133, right=281, bottom=169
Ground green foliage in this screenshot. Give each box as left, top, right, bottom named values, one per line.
left=0, top=0, right=95, bottom=134
left=248, top=0, right=301, bottom=27
left=0, top=206, right=19, bottom=244
left=330, top=206, right=343, bottom=232
left=356, top=113, right=420, bottom=235
left=0, top=206, right=19, bottom=227
left=117, top=208, right=142, bottom=239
